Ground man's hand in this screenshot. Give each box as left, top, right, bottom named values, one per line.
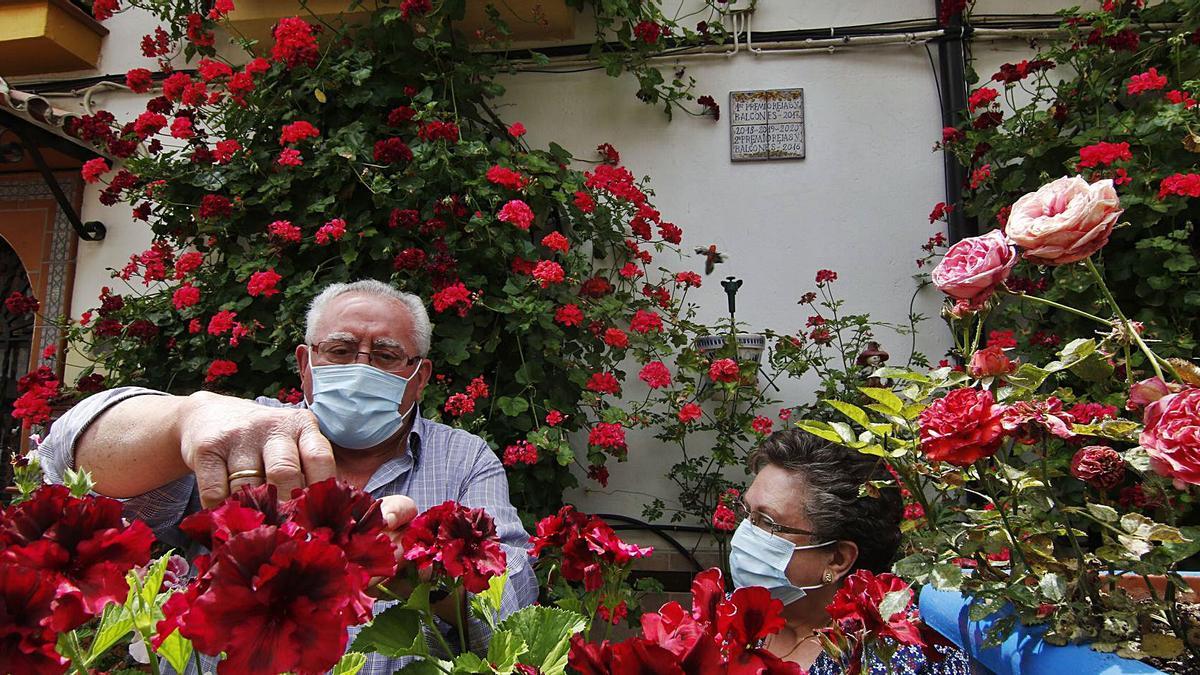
left=178, top=391, right=338, bottom=507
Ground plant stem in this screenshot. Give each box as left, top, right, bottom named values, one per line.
left=978, top=461, right=1032, bottom=576
left=454, top=586, right=468, bottom=656
left=1003, top=289, right=1111, bottom=326
left=1083, top=258, right=1165, bottom=380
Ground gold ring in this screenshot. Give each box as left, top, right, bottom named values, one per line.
left=228, top=469, right=265, bottom=482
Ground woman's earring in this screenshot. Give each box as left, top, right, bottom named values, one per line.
left=822, top=570, right=834, bottom=584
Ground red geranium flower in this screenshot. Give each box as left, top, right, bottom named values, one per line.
left=279, top=120, right=319, bottom=145
left=825, top=569, right=924, bottom=647
left=400, top=501, right=507, bottom=593
left=0, top=484, right=154, bottom=632
left=708, top=358, right=740, bottom=383
left=639, top=361, right=671, bottom=389
left=246, top=269, right=281, bottom=297
left=205, top=359, right=238, bottom=383
left=630, top=309, right=663, bottom=334
left=586, top=372, right=622, bottom=396
left=486, top=165, right=530, bottom=190
left=678, top=402, right=702, bottom=424
left=554, top=303, right=584, bottom=327
left=498, top=199, right=535, bottom=230
left=271, top=17, right=319, bottom=69
left=0, top=563, right=66, bottom=673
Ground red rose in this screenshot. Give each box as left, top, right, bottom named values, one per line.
left=968, top=344, right=1016, bottom=378
left=401, top=501, right=507, bottom=593
left=1070, top=445, right=1126, bottom=490
left=918, top=388, right=1007, bottom=466
left=825, top=569, right=924, bottom=647
left=1141, top=389, right=1200, bottom=486
left=1001, top=397, right=1075, bottom=444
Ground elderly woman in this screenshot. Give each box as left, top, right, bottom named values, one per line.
left=730, top=428, right=971, bottom=673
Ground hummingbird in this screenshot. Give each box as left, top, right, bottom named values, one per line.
left=695, top=245, right=727, bottom=275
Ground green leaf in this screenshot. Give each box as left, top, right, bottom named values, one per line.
left=497, top=396, right=530, bottom=417
left=349, top=605, right=425, bottom=657
left=497, top=606, right=587, bottom=675
left=1038, top=573, right=1066, bottom=602
left=332, top=652, right=368, bottom=675
left=154, top=629, right=194, bottom=675
left=1141, top=633, right=1185, bottom=659
left=873, top=367, right=930, bottom=383
left=1086, top=503, right=1119, bottom=523
left=860, top=387, right=903, bottom=413
left=877, top=589, right=911, bottom=621
left=825, top=400, right=870, bottom=428
left=931, top=563, right=963, bottom=590
left=87, top=603, right=135, bottom=662
left=470, top=572, right=508, bottom=628
left=451, top=652, right=491, bottom=674
left=485, top=632, right=529, bottom=673
left=399, top=659, right=453, bottom=674
left=827, top=421, right=857, bottom=444
left=794, top=421, right=846, bottom=444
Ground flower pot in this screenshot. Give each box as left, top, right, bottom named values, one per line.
left=918, top=585, right=1170, bottom=674
left=0, top=0, right=108, bottom=76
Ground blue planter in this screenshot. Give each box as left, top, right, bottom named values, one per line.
left=918, top=586, right=1165, bottom=674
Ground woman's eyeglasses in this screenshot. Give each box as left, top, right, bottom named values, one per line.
left=732, top=499, right=819, bottom=537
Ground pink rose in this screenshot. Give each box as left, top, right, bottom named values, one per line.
left=1127, top=376, right=1176, bottom=411
left=931, top=230, right=1016, bottom=301
left=1141, top=389, right=1200, bottom=486
left=1005, top=176, right=1122, bottom=265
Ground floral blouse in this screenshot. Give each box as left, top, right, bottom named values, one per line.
left=808, top=643, right=973, bottom=675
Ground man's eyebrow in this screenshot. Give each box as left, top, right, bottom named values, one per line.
left=371, top=337, right=405, bottom=350
left=323, top=331, right=358, bottom=343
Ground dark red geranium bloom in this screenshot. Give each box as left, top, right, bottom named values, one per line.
left=0, top=563, right=66, bottom=674
left=717, top=586, right=786, bottom=651
left=0, top=484, right=154, bottom=631
left=401, top=501, right=507, bottom=593
left=179, top=483, right=289, bottom=550
left=288, top=478, right=397, bottom=585
left=531, top=506, right=650, bottom=591
left=167, top=526, right=366, bottom=675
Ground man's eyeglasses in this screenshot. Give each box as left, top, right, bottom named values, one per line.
left=732, top=499, right=818, bottom=537
left=311, top=340, right=421, bottom=374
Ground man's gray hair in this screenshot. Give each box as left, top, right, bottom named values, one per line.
left=304, top=279, right=432, bottom=356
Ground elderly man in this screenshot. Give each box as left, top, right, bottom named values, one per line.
left=38, top=279, right=538, bottom=670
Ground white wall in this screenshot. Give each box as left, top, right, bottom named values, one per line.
left=17, top=0, right=1090, bottom=524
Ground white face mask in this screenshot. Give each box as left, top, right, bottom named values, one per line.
left=305, top=357, right=421, bottom=450
left=728, top=519, right=836, bottom=605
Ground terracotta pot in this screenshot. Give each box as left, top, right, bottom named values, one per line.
left=1107, top=572, right=1200, bottom=604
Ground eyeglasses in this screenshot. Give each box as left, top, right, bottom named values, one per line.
left=732, top=499, right=818, bottom=538
left=310, top=340, right=421, bottom=373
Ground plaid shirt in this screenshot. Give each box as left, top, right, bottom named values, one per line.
left=39, top=386, right=539, bottom=674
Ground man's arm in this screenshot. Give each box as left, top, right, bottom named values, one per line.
left=457, top=442, right=539, bottom=652
left=44, top=387, right=337, bottom=507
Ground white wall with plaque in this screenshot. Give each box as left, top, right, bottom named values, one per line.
left=729, top=89, right=806, bottom=162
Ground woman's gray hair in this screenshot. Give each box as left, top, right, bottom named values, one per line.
left=749, top=428, right=903, bottom=574
left=304, top=279, right=432, bottom=356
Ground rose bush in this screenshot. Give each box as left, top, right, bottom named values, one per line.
left=801, top=174, right=1200, bottom=670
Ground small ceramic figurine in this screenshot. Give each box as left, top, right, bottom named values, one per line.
left=856, top=341, right=891, bottom=388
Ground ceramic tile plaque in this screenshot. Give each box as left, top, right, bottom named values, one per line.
left=729, top=89, right=805, bottom=162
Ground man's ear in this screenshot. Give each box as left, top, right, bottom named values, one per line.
left=412, top=358, right=433, bottom=396
left=296, top=344, right=312, bottom=390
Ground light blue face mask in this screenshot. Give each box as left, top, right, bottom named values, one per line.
left=305, top=358, right=421, bottom=450
left=729, top=518, right=836, bottom=605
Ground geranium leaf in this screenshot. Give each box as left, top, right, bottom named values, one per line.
left=87, top=603, right=135, bottom=662
left=451, top=652, right=490, bottom=674
left=485, top=632, right=529, bottom=673
left=398, top=659, right=453, bottom=674
left=153, top=628, right=193, bottom=675
left=350, top=605, right=425, bottom=658
left=470, top=572, right=508, bottom=628
left=496, top=606, right=586, bottom=675
left=332, top=652, right=368, bottom=675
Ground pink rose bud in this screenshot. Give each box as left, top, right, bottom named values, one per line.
left=931, top=230, right=1017, bottom=302
left=1005, top=175, right=1122, bottom=265
left=1127, top=376, right=1174, bottom=411
left=968, top=345, right=1016, bottom=378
